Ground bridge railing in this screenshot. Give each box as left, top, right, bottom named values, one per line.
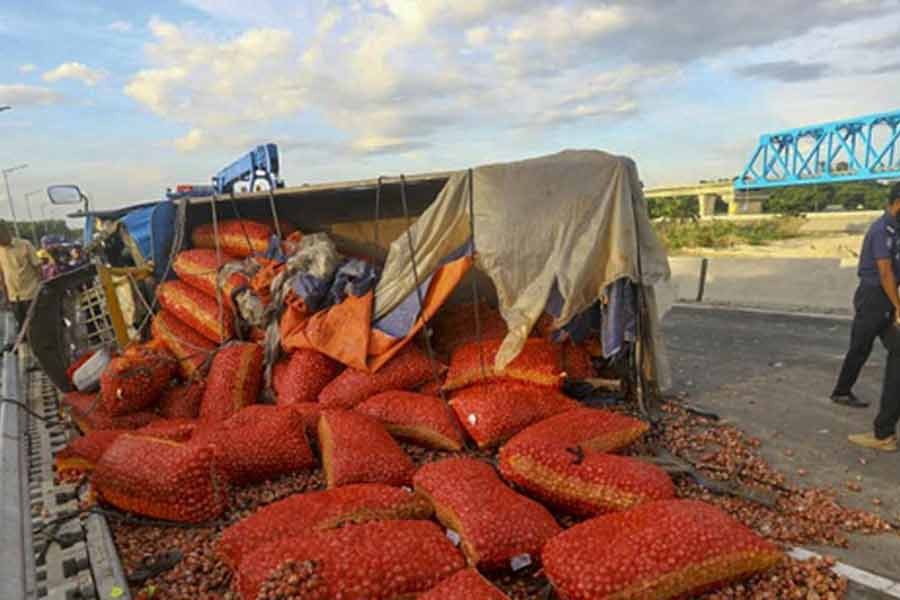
left=736, top=109, right=900, bottom=190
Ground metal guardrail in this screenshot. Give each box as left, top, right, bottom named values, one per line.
left=0, top=311, right=131, bottom=600
left=1, top=311, right=32, bottom=600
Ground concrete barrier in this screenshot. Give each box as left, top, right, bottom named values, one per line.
left=669, top=256, right=858, bottom=313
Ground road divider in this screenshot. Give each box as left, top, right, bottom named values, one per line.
left=669, top=256, right=857, bottom=314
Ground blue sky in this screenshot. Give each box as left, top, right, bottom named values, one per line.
left=2, top=0, right=900, bottom=217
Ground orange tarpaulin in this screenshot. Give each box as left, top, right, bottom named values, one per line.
left=280, top=255, right=472, bottom=373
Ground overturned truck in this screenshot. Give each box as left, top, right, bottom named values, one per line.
left=13, top=149, right=788, bottom=599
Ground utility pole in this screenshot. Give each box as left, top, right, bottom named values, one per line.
left=1, top=164, right=28, bottom=237
left=24, top=190, right=43, bottom=245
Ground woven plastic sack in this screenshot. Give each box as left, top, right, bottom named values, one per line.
left=66, top=350, right=96, bottom=385
left=191, top=219, right=274, bottom=258
left=157, top=379, right=205, bottom=419
left=542, top=499, right=783, bottom=600
left=318, top=344, right=437, bottom=409
left=500, top=447, right=674, bottom=517
left=190, top=406, right=315, bottom=485
left=199, top=342, right=263, bottom=424
left=172, top=248, right=250, bottom=308
left=217, top=484, right=433, bottom=569
left=413, top=458, right=560, bottom=570
left=272, top=349, right=343, bottom=406
left=157, top=280, right=236, bottom=344
left=355, top=391, right=464, bottom=451
left=151, top=310, right=217, bottom=379
left=93, top=434, right=228, bottom=523
left=419, top=568, right=511, bottom=600
left=55, top=429, right=126, bottom=478
left=444, top=338, right=564, bottom=392
left=319, top=410, right=415, bottom=488
left=62, top=391, right=156, bottom=432
left=501, top=408, right=649, bottom=457
left=136, top=418, right=198, bottom=442
left=99, top=346, right=176, bottom=416
left=450, top=382, right=578, bottom=449
left=236, top=520, right=465, bottom=600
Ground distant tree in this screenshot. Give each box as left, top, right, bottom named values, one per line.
left=764, top=181, right=889, bottom=214
left=646, top=196, right=699, bottom=220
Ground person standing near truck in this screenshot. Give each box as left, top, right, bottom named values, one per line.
left=833, top=183, right=900, bottom=452
left=0, top=221, right=41, bottom=341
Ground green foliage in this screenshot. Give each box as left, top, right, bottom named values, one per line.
left=647, top=196, right=699, bottom=220
left=653, top=217, right=804, bottom=251
left=764, top=181, right=890, bottom=214
left=3, top=219, right=82, bottom=243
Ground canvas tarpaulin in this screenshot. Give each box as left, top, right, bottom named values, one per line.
left=374, top=150, right=672, bottom=384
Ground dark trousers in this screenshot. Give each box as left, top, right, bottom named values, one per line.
left=11, top=300, right=29, bottom=333
left=834, top=284, right=900, bottom=439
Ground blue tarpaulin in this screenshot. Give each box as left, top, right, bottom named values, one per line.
left=84, top=200, right=176, bottom=279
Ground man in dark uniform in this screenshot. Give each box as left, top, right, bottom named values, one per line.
left=833, top=182, right=900, bottom=452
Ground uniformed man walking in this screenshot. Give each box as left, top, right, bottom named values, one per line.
left=832, top=183, right=900, bottom=452
left=0, top=221, right=41, bottom=344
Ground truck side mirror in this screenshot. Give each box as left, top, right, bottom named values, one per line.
left=47, top=185, right=84, bottom=205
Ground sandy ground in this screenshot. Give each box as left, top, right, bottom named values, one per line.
left=673, top=232, right=865, bottom=259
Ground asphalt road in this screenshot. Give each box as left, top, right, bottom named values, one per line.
left=663, top=305, right=900, bottom=592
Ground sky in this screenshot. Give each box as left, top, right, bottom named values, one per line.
left=1, top=0, right=900, bottom=217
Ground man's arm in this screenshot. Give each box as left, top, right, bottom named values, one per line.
left=876, top=258, right=900, bottom=321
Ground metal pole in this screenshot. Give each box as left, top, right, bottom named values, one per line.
left=1, top=164, right=28, bottom=238
left=23, top=191, right=42, bottom=245
left=2, top=171, right=19, bottom=237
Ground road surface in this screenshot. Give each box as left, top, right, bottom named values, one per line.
left=663, top=305, right=900, bottom=596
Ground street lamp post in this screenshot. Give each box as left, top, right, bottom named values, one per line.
left=24, top=190, right=43, bottom=245
left=1, top=164, right=28, bottom=237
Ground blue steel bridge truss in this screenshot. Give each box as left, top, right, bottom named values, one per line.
left=735, top=109, right=900, bottom=191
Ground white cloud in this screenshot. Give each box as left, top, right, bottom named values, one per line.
left=121, top=1, right=900, bottom=164
left=173, top=128, right=206, bottom=152
left=42, top=62, right=107, bottom=86
left=107, top=20, right=133, bottom=33
left=18, top=64, right=36, bottom=74
left=0, top=84, right=64, bottom=106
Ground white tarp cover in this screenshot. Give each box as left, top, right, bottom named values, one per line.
left=374, top=149, right=672, bottom=382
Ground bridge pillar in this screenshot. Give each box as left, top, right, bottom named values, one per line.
left=699, top=194, right=718, bottom=218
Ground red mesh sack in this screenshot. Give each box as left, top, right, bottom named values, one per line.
left=199, top=342, right=263, bottom=424
left=413, top=458, right=561, bottom=570
left=191, top=219, right=274, bottom=258
left=444, top=338, right=564, bottom=392
left=419, top=568, right=511, bottom=600
left=449, top=382, right=578, bottom=449
left=218, top=403, right=322, bottom=436
left=157, top=379, right=205, bottom=419
left=172, top=248, right=249, bottom=309
left=136, top=418, right=198, bottom=442
left=355, top=391, right=464, bottom=451
left=431, top=301, right=508, bottom=359
left=151, top=310, right=217, bottom=379
left=62, top=391, right=156, bottom=432
left=560, top=342, right=594, bottom=380
left=55, top=429, right=126, bottom=478
left=542, top=499, right=784, bottom=600
left=235, top=520, right=465, bottom=600
left=99, top=346, right=175, bottom=416
left=318, top=344, right=437, bottom=409
left=217, top=484, right=433, bottom=569
left=319, top=411, right=415, bottom=488
left=157, top=280, right=236, bottom=344
left=501, top=408, right=649, bottom=457
left=499, top=447, right=674, bottom=516
left=272, top=349, right=343, bottom=406
left=189, top=406, right=315, bottom=485
left=93, top=435, right=228, bottom=523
